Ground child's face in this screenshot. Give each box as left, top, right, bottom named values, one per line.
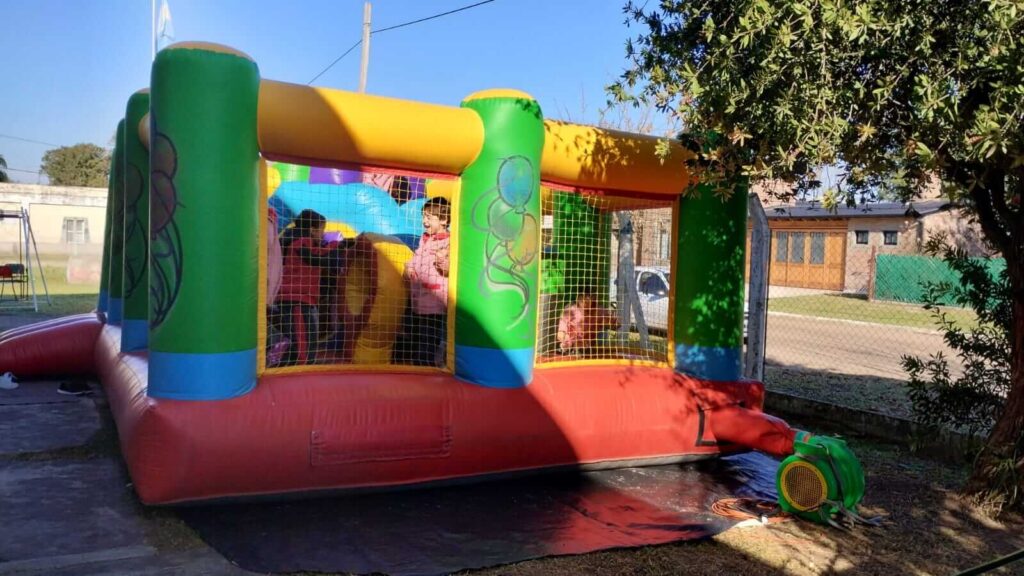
left=311, top=223, right=326, bottom=243
left=423, top=211, right=447, bottom=235
left=578, top=294, right=593, bottom=308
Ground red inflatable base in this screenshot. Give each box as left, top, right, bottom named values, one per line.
left=1, top=319, right=796, bottom=504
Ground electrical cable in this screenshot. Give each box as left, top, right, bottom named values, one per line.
left=711, top=498, right=791, bottom=524
left=307, top=0, right=497, bottom=85
left=372, top=0, right=494, bottom=35
left=0, top=133, right=62, bottom=148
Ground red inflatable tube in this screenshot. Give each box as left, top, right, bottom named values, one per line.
left=90, top=324, right=771, bottom=504
left=0, top=312, right=99, bottom=343
left=1, top=317, right=794, bottom=504
left=0, top=315, right=102, bottom=377
left=702, top=404, right=797, bottom=457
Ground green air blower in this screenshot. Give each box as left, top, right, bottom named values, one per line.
left=777, top=432, right=866, bottom=525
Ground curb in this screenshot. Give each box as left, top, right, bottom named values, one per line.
left=765, top=390, right=983, bottom=463
left=766, top=310, right=942, bottom=335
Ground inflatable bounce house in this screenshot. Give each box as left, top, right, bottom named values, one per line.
left=0, top=43, right=864, bottom=522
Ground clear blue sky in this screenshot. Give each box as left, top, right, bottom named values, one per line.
left=0, top=0, right=642, bottom=183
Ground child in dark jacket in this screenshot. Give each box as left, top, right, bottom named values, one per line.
left=275, top=209, right=343, bottom=366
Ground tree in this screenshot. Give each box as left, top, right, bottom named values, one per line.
left=41, top=143, right=109, bottom=187
left=611, top=1, right=1023, bottom=509
left=0, top=153, right=9, bottom=183
left=903, top=235, right=1011, bottom=441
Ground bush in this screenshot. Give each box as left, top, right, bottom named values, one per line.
left=902, top=235, right=1011, bottom=437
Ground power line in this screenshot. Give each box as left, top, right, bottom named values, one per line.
left=0, top=133, right=63, bottom=148
left=308, top=40, right=364, bottom=85
left=307, top=0, right=497, bottom=85
left=373, top=0, right=495, bottom=35
left=4, top=167, right=42, bottom=174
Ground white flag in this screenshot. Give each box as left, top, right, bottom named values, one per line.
left=157, top=0, right=175, bottom=50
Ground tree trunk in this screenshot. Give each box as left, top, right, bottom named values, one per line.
left=965, top=248, right=1024, bottom=509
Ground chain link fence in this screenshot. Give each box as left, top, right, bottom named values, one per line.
left=749, top=207, right=999, bottom=420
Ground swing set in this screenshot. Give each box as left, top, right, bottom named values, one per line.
left=0, top=208, right=50, bottom=311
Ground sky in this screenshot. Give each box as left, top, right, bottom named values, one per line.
left=0, top=0, right=645, bottom=183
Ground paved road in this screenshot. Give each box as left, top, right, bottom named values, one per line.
left=764, top=312, right=952, bottom=380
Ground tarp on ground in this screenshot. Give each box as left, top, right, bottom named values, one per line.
left=178, top=452, right=778, bottom=576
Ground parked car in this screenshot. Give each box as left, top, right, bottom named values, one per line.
left=611, top=266, right=749, bottom=340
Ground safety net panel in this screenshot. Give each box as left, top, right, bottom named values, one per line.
left=537, top=189, right=675, bottom=364
left=263, top=161, right=456, bottom=371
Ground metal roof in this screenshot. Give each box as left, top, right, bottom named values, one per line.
left=763, top=198, right=953, bottom=219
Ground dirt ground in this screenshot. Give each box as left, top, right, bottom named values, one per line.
left=466, top=431, right=1024, bottom=576
left=2, top=311, right=1023, bottom=576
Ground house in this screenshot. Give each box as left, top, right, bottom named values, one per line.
left=756, top=199, right=987, bottom=293
left=622, top=187, right=987, bottom=296
left=0, top=182, right=108, bottom=282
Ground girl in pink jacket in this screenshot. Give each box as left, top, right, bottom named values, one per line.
left=403, top=197, right=450, bottom=366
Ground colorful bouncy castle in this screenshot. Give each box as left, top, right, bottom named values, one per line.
left=0, top=43, right=864, bottom=519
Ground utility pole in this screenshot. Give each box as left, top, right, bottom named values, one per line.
left=151, top=0, right=157, bottom=61
left=358, top=2, right=372, bottom=93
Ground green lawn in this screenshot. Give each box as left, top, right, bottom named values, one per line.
left=0, top=266, right=98, bottom=318
left=769, top=293, right=977, bottom=330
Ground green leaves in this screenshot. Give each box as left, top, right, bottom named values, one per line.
left=41, top=143, right=110, bottom=187
left=612, top=0, right=1024, bottom=210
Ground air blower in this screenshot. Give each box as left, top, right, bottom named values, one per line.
left=777, top=432, right=866, bottom=525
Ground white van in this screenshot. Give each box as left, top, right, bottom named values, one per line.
left=611, top=266, right=748, bottom=340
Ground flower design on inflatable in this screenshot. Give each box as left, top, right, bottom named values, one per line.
left=149, top=123, right=182, bottom=329
left=471, top=155, right=539, bottom=326
left=123, top=162, right=147, bottom=299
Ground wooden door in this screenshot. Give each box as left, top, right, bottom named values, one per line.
left=825, top=232, right=845, bottom=290
left=766, top=228, right=845, bottom=290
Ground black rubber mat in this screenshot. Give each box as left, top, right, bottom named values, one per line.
left=179, top=452, right=779, bottom=576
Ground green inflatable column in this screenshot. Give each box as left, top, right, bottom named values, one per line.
left=553, top=192, right=611, bottom=300
left=122, top=90, right=151, bottom=351
left=673, top=181, right=748, bottom=380
left=148, top=43, right=260, bottom=400
left=106, top=120, right=127, bottom=325
left=97, top=141, right=116, bottom=315
left=455, top=90, right=544, bottom=387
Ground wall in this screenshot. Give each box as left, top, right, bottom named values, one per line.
left=844, top=216, right=919, bottom=294
left=634, top=207, right=673, bottom=268
left=0, top=183, right=107, bottom=278
left=919, top=209, right=989, bottom=257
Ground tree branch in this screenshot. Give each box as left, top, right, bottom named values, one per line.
left=948, top=162, right=1012, bottom=253
left=989, top=168, right=1014, bottom=231
left=972, top=186, right=1012, bottom=254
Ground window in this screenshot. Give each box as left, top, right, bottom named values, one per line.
left=62, top=217, right=89, bottom=245
left=883, top=231, right=898, bottom=246
left=790, top=232, right=805, bottom=263
left=855, top=230, right=869, bottom=244
left=810, top=232, right=826, bottom=264
left=658, top=228, right=671, bottom=261
left=639, top=272, right=667, bottom=297
left=775, top=232, right=789, bottom=263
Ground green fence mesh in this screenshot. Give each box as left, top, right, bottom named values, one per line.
left=874, top=254, right=1006, bottom=305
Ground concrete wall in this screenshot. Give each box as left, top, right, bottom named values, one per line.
left=844, top=216, right=919, bottom=294
left=0, top=183, right=107, bottom=282
left=919, top=209, right=989, bottom=256
left=634, top=207, right=673, bottom=268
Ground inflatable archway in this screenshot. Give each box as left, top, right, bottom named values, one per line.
left=0, top=42, right=864, bottom=521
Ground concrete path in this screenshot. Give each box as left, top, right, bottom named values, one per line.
left=0, top=380, right=250, bottom=576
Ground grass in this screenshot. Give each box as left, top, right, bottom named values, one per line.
left=0, top=266, right=98, bottom=318
left=769, top=293, right=978, bottom=330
